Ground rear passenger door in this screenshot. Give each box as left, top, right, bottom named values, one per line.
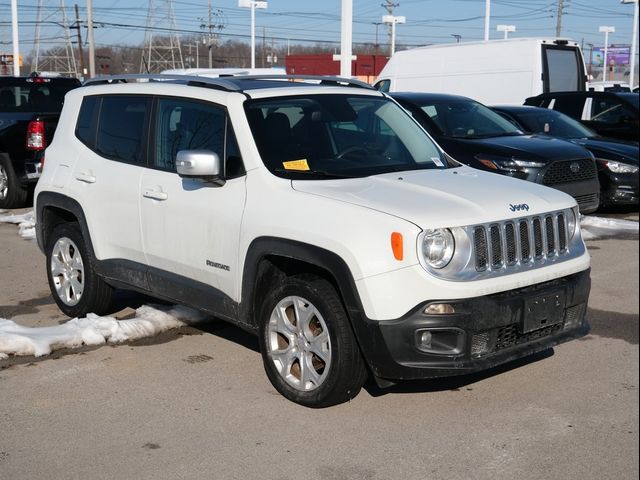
left=139, top=96, right=247, bottom=311
left=71, top=94, right=150, bottom=266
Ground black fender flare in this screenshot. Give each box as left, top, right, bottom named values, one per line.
left=239, top=236, right=365, bottom=327
left=35, top=191, right=95, bottom=259
left=239, top=237, right=391, bottom=372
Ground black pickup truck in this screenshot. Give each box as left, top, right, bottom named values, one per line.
left=1, top=75, right=80, bottom=208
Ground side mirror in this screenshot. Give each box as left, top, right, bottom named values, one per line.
left=176, top=150, right=225, bottom=186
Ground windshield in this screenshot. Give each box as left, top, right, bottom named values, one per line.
left=245, top=94, right=451, bottom=179
left=418, top=99, right=522, bottom=139
left=512, top=109, right=596, bottom=139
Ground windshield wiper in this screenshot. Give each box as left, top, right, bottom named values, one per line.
left=273, top=168, right=357, bottom=179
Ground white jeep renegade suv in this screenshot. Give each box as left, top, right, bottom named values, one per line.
left=34, top=74, right=591, bottom=407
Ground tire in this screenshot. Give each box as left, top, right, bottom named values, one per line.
left=258, top=273, right=367, bottom=407
left=0, top=153, right=29, bottom=209
left=46, top=223, right=114, bottom=318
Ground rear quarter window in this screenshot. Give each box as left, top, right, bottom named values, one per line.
left=75, top=96, right=100, bottom=148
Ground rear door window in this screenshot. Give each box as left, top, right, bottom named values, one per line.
left=95, top=95, right=150, bottom=164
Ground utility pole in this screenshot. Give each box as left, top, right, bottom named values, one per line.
left=208, top=0, right=213, bottom=68
left=555, top=0, right=565, bottom=37
left=74, top=4, right=85, bottom=75
left=262, top=26, right=266, bottom=68
left=373, top=22, right=382, bottom=54
left=87, top=0, right=96, bottom=77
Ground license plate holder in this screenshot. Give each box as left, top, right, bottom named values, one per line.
left=522, top=291, right=565, bottom=333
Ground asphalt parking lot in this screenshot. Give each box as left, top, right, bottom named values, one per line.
left=0, top=208, right=638, bottom=480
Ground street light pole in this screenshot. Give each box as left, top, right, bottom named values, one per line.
left=496, top=24, right=515, bottom=39
left=340, top=0, right=353, bottom=77
left=382, top=14, right=406, bottom=56
left=621, top=0, right=638, bottom=89
left=484, top=0, right=491, bottom=41
left=239, top=0, right=268, bottom=69
left=11, top=0, right=19, bottom=76
left=599, top=26, right=615, bottom=83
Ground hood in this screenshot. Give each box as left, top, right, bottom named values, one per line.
left=292, top=167, right=575, bottom=229
left=439, top=134, right=592, bottom=163
left=571, top=138, right=639, bottom=164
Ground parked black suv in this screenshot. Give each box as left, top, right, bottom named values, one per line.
left=0, top=74, right=80, bottom=208
left=524, top=91, right=639, bottom=142
left=392, top=92, right=601, bottom=213
left=493, top=105, right=638, bottom=208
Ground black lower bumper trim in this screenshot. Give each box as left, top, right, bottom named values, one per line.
left=350, top=269, right=591, bottom=382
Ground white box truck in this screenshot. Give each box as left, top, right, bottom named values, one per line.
left=374, top=38, right=587, bottom=105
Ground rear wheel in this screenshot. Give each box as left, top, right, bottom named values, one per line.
left=0, top=154, right=29, bottom=209
left=46, top=223, right=114, bottom=318
left=258, top=274, right=367, bottom=407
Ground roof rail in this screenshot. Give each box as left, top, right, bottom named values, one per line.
left=223, top=74, right=375, bottom=90
left=82, top=73, right=241, bottom=92
left=82, top=73, right=374, bottom=91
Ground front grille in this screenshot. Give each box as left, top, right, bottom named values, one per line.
left=542, top=159, right=597, bottom=185
left=471, top=322, right=564, bottom=358
left=494, top=323, right=563, bottom=352
left=473, top=212, right=569, bottom=273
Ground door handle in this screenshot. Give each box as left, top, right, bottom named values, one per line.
left=142, top=188, right=168, bottom=201
left=75, top=172, right=96, bottom=184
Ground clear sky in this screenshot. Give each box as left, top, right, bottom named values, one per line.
left=0, top=0, right=637, bottom=56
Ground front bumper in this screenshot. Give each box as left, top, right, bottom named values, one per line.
left=598, top=170, right=639, bottom=206
left=353, top=269, right=590, bottom=381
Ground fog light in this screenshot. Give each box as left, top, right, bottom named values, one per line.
left=415, top=328, right=465, bottom=355
left=419, top=331, right=433, bottom=348
left=424, top=303, right=455, bottom=315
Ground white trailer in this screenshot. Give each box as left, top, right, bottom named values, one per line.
left=375, top=38, right=587, bottom=105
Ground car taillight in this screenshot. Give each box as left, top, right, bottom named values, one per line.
left=26, top=120, right=46, bottom=151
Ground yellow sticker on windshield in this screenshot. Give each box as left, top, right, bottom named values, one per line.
left=282, top=159, right=310, bottom=171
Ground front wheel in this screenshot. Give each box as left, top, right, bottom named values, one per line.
left=258, top=274, right=367, bottom=407
left=46, top=223, right=114, bottom=318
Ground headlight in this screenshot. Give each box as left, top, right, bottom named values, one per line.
left=421, top=229, right=455, bottom=269
left=566, top=207, right=578, bottom=240
left=475, top=155, right=545, bottom=171
left=603, top=161, right=639, bottom=174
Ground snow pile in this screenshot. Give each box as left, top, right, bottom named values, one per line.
left=580, top=215, right=639, bottom=240
left=0, top=304, right=208, bottom=359
left=0, top=210, right=36, bottom=240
